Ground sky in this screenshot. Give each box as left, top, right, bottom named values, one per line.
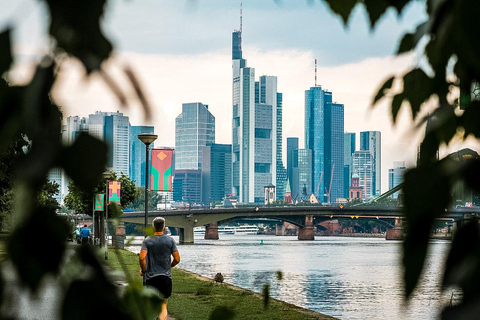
left=3, top=0, right=476, bottom=193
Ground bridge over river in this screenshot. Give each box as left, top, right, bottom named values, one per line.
left=121, top=206, right=476, bottom=243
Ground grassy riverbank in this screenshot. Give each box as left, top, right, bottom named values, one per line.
left=106, top=248, right=336, bottom=320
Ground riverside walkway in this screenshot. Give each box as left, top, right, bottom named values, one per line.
left=0, top=243, right=175, bottom=320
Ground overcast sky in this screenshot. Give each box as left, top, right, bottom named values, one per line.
left=4, top=0, right=476, bottom=193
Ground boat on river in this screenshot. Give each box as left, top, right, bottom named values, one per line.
left=234, top=225, right=259, bottom=235
left=193, top=225, right=259, bottom=235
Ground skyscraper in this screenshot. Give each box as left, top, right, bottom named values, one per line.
left=286, top=137, right=299, bottom=192
left=175, top=102, right=215, bottom=170
left=129, top=125, right=155, bottom=187
left=388, top=161, right=407, bottom=199
left=87, top=111, right=130, bottom=175
left=305, top=86, right=344, bottom=203
left=202, top=144, right=232, bottom=204
left=104, top=112, right=130, bottom=175
left=352, top=150, right=373, bottom=199
left=344, top=132, right=356, bottom=197
left=232, top=24, right=284, bottom=204
left=292, top=149, right=313, bottom=201
left=360, top=131, right=381, bottom=196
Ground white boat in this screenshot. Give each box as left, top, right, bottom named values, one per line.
left=194, top=226, right=236, bottom=234
left=234, top=225, right=259, bottom=235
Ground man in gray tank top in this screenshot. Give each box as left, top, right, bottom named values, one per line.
left=139, top=217, right=180, bottom=320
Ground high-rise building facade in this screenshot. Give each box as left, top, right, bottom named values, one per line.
left=175, top=102, right=215, bottom=170
left=388, top=161, right=407, bottom=199
left=344, top=132, right=356, bottom=197
left=305, top=86, right=344, bottom=203
left=104, top=112, right=130, bottom=175
left=286, top=137, right=299, bottom=190
left=86, top=111, right=130, bottom=175
left=201, top=144, right=232, bottom=204
left=292, top=148, right=313, bottom=201
left=129, top=125, right=155, bottom=187
left=352, top=150, right=373, bottom=200
left=172, top=170, right=202, bottom=204
left=360, top=131, right=381, bottom=196
left=232, top=26, right=284, bottom=204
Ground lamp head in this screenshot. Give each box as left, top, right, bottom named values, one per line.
left=138, top=133, right=158, bottom=145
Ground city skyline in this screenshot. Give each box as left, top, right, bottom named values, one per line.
left=7, top=1, right=475, bottom=193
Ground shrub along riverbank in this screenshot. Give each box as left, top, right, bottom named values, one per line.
left=106, top=248, right=336, bottom=320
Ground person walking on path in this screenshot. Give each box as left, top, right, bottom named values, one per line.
left=139, top=217, right=180, bottom=320
left=79, top=224, right=90, bottom=245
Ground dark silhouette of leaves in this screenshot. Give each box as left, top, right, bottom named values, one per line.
left=44, top=0, right=112, bottom=73
left=60, top=132, right=108, bottom=191
left=8, top=206, right=70, bottom=292
left=323, top=0, right=358, bottom=25
left=0, top=28, right=12, bottom=75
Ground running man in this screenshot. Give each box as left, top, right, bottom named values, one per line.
left=139, top=217, right=180, bottom=320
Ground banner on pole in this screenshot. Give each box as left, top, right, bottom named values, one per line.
left=109, top=181, right=121, bottom=204
left=150, top=148, right=173, bottom=191
left=95, top=194, right=105, bottom=211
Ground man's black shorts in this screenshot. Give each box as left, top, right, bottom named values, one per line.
left=146, top=275, right=172, bottom=299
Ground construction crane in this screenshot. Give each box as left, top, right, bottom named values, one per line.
left=324, top=164, right=335, bottom=203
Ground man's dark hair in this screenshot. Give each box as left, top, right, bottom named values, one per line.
left=153, top=217, right=165, bottom=232
left=84, top=224, right=87, bottom=227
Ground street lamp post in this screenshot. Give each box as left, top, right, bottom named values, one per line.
left=138, top=134, right=158, bottom=233
left=103, top=171, right=113, bottom=260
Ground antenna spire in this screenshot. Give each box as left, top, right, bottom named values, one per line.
left=315, top=59, right=317, bottom=87
left=240, top=2, right=243, bottom=32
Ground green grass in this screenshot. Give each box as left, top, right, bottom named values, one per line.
left=106, top=248, right=336, bottom=320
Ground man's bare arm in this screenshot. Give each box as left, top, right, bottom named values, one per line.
left=171, top=251, right=180, bottom=268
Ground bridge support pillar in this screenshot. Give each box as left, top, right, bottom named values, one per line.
left=275, top=223, right=286, bottom=236
left=204, top=222, right=219, bottom=240
left=179, top=227, right=194, bottom=244
left=298, top=215, right=314, bottom=241
left=386, top=218, right=404, bottom=240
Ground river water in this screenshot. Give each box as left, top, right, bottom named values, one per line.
left=129, top=235, right=455, bottom=320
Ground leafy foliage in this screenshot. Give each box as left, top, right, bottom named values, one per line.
left=325, top=0, right=480, bottom=316
left=64, top=172, right=139, bottom=216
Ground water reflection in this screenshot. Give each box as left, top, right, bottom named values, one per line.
left=129, top=235, right=453, bottom=320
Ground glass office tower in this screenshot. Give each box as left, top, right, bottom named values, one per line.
left=360, top=131, right=381, bottom=196
left=305, top=86, right=344, bottom=202
left=175, top=102, right=215, bottom=170
left=129, top=125, right=155, bottom=187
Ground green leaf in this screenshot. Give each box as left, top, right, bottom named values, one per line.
left=391, top=93, right=404, bottom=123
left=0, top=80, right=24, bottom=152
left=121, top=286, right=162, bottom=320
left=386, top=0, right=410, bottom=14
left=443, top=219, right=480, bottom=295
left=402, top=68, right=435, bottom=120
left=460, top=101, right=480, bottom=139
left=372, top=76, right=394, bottom=106
left=402, top=164, right=451, bottom=298
left=209, top=306, right=236, bottom=320
left=0, top=28, right=12, bottom=75
left=323, top=0, right=358, bottom=25
left=60, top=132, right=108, bottom=191
left=364, top=0, right=390, bottom=29
left=44, top=0, right=112, bottom=73
left=397, top=32, right=415, bottom=54
left=459, top=158, right=480, bottom=193
left=8, top=206, right=70, bottom=292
